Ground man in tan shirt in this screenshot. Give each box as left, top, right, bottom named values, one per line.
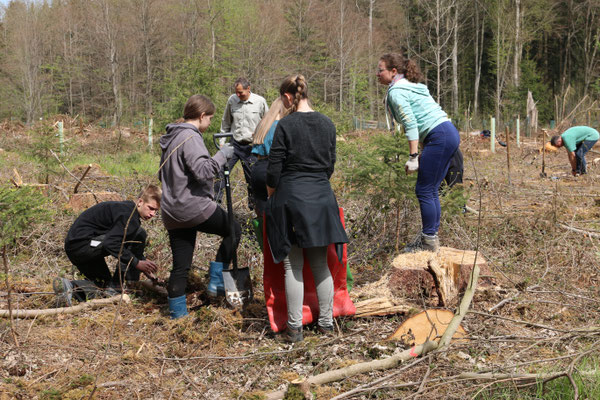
left=215, top=77, right=268, bottom=209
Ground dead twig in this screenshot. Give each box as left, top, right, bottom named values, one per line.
left=0, top=294, right=130, bottom=318
left=49, top=149, right=99, bottom=203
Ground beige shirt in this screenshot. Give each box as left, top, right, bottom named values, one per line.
left=220, top=92, right=268, bottom=143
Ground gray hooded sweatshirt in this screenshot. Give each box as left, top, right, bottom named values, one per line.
left=159, top=123, right=227, bottom=230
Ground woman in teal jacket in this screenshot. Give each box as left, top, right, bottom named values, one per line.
left=377, top=53, right=460, bottom=252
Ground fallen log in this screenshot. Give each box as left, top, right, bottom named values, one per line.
left=353, top=297, right=412, bottom=317
left=0, top=294, right=130, bottom=318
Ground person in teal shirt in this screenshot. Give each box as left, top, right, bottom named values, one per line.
left=377, top=53, right=460, bottom=253
left=550, top=126, right=599, bottom=176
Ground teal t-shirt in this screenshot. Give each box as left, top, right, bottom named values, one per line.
left=561, top=126, right=600, bottom=152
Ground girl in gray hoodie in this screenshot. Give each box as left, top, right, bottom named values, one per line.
left=159, top=94, right=237, bottom=318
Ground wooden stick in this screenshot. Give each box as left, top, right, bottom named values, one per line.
left=558, top=223, right=600, bottom=238
left=0, top=294, right=130, bottom=318
left=506, top=126, right=511, bottom=185
left=2, top=245, right=19, bottom=346
left=74, top=164, right=92, bottom=194
left=49, top=149, right=99, bottom=203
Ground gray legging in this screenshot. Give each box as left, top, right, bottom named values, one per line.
left=283, top=245, right=333, bottom=330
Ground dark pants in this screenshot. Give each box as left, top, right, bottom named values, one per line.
left=214, top=139, right=257, bottom=208
left=575, top=140, right=597, bottom=174
left=444, top=148, right=464, bottom=188
left=65, top=229, right=146, bottom=300
left=416, top=121, right=460, bottom=235
left=167, top=206, right=241, bottom=298
left=250, top=158, right=268, bottom=214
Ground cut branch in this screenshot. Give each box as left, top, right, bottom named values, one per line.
left=0, top=294, right=130, bottom=318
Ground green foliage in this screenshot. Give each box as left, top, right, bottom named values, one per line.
left=68, top=151, right=160, bottom=178
left=503, top=58, right=553, bottom=122
left=39, top=388, right=62, bottom=400
left=0, top=185, right=52, bottom=248
left=337, top=130, right=416, bottom=208
left=30, top=123, right=62, bottom=184
left=440, top=183, right=468, bottom=219
left=154, top=57, right=220, bottom=134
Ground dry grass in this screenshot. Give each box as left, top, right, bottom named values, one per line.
left=1, top=122, right=599, bottom=399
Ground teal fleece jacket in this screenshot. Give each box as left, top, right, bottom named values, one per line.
left=386, top=78, right=449, bottom=142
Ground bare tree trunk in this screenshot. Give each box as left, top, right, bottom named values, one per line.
left=436, top=0, right=442, bottom=102
left=2, top=246, right=19, bottom=347
left=451, top=3, right=458, bottom=117
left=338, top=0, right=345, bottom=112
left=140, top=0, right=155, bottom=115
left=473, top=0, right=484, bottom=118
left=513, top=0, right=521, bottom=86
left=582, top=0, right=599, bottom=96
left=368, top=0, right=375, bottom=118
left=100, top=0, right=121, bottom=127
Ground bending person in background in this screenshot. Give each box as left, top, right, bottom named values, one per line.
left=377, top=52, right=460, bottom=253
left=266, top=75, right=349, bottom=343
left=58, top=185, right=161, bottom=306
left=159, top=94, right=240, bottom=319
left=550, top=126, right=599, bottom=176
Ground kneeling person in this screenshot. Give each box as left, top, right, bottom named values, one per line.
left=56, top=185, right=161, bottom=305
left=550, top=126, right=599, bottom=176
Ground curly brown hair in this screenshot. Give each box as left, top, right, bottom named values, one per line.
left=380, top=53, right=424, bottom=83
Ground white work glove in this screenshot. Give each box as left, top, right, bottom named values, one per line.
left=405, top=155, right=419, bottom=174
left=220, top=143, right=234, bottom=159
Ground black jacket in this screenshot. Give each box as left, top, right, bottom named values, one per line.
left=65, top=201, right=144, bottom=268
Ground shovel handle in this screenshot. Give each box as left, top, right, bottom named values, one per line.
left=213, top=132, right=238, bottom=272
left=213, top=132, right=233, bottom=150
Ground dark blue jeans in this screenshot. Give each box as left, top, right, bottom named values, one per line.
left=575, top=140, right=597, bottom=174
left=416, top=121, right=460, bottom=235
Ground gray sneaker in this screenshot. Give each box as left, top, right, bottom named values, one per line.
left=421, top=233, right=440, bottom=252
left=53, top=277, right=73, bottom=307
left=403, top=233, right=439, bottom=253
left=403, top=233, right=423, bottom=253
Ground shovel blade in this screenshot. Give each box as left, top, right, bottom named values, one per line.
left=222, top=267, right=253, bottom=308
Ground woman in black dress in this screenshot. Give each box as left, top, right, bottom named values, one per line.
left=266, top=74, right=348, bottom=343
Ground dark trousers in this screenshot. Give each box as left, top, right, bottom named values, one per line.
left=250, top=158, right=268, bottom=214
left=167, top=206, right=241, bottom=298
left=214, top=140, right=257, bottom=207
left=575, top=140, right=597, bottom=174
left=416, top=121, right=460, bottom=235
left=65, top=229, right=146, bottom=300
left=444, top=148, right=464, bottom=188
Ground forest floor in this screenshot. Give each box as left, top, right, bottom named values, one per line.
left=0, top=118, right=599, bottom=399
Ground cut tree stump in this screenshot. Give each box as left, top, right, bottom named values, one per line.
left=391, top=247, right=487, bottom=307
left=67, top=191, right=123, bottom=211
left=387, top=309, right=466, bottom=346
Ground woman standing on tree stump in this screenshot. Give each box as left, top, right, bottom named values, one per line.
left=377, top=52, right=460, bottom=253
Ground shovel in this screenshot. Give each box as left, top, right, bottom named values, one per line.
left=213, top=133, right=253, bottom=308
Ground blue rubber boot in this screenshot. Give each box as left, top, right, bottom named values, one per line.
left=207, top=261, right=225, bottom=297
left=168, top=295, right=188, bottom=319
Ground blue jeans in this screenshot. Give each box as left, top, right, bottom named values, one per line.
left=575, top=140, right=597, bottom=174
left=416, top=121, right=460, bottom=235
